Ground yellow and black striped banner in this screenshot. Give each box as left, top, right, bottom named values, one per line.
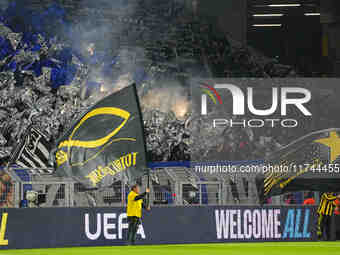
left=257, top=129, right=340, bottom=201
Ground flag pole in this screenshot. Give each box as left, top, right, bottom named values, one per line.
left=146, top=169, right=150, bottom=208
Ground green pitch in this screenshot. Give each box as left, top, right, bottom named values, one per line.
left=2, top=243, right=340, bottom=255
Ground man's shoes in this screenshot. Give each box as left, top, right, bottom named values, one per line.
left=317, top=231, right=322, bottom=241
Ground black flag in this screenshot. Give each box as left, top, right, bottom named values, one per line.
left=53, top=84, right=147, bottom=188
left=257, top=128, right=340, bottom=200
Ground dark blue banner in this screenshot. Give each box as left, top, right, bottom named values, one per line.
left=0, top=206, right=318, bottom=249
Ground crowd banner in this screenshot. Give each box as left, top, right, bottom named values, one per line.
left=0, top=206, right=317, bottom=249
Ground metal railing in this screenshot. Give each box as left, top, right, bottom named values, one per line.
left=0, top=167, right=317, bottom=208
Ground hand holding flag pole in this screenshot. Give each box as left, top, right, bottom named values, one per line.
left=146, top=169, right=151, bottom=210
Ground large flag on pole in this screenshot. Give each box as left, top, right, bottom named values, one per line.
left=53, top=84, right=148, bottom=189
left=257, top=128, right=340, bottom=200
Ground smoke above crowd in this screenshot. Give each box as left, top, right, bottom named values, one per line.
left=0, top=0, right=296, bottom=164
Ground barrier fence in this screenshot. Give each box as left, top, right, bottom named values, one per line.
left=0, top=165, right=319, bottom=208
left=0, top=206, right=320, bottom=249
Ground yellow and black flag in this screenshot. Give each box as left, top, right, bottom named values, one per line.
left=53, top=84, right=147, bottom=189
left=257, top=129, right=340, bottom=201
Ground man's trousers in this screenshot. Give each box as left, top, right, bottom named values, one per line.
left=317, top=213, right=331, bottom=240
left=127, top=216, right=141, bottom=244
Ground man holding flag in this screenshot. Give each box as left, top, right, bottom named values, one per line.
left=127, top=184, right=151, bottom=245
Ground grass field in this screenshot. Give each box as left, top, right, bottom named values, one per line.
left=2, top=243, right=340, bottom=255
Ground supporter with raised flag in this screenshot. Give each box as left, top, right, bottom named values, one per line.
left=127, top=184, right=150, bottom=245
left=317, top=192, right=340, bottom=240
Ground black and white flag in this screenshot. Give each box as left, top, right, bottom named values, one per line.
left=10, top=125, right=52, bottom=174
